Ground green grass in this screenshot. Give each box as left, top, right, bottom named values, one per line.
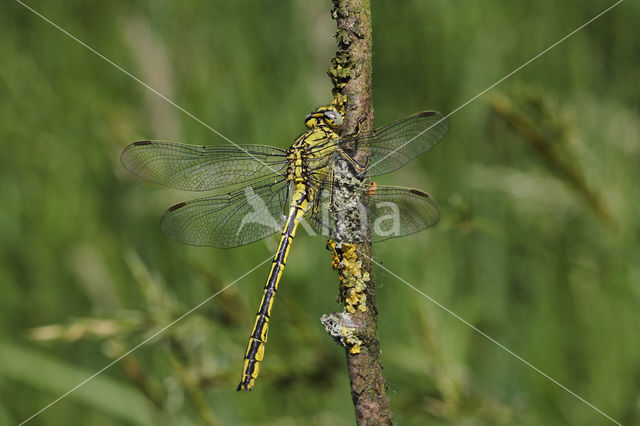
left=1, top=1, right=638, bottom=424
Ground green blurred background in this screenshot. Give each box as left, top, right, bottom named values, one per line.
left=1, top=1, right=638, bottom=424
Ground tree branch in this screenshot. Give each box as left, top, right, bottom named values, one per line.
left=323, top=1, right=392, bottom=424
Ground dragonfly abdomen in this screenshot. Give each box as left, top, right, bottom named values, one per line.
left=237, top=188, right=309, bottom=391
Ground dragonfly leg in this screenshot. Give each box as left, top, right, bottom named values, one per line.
left=333, top=149, right=368, bottom=177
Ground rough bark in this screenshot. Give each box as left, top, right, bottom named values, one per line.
left=324, top=1, right=393, bottom=424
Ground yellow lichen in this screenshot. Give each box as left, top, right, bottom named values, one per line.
left=327, top=240, right=370, bottom=353
left=341, top=325, right=363, bottom=354
left=328, top=240, right=370, bottom=316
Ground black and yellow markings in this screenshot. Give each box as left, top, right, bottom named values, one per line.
left=237, top=189, right=310, bottom=391
left=121, top=104, right=447, bottom=392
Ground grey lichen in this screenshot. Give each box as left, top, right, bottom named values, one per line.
left=321, top=312, right=364, bottom=355
left=330, top=158, right=369, bottom=243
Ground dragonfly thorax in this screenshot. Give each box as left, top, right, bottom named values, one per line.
left=286, top=110, right=342, bottom=188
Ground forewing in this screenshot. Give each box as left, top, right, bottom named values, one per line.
left=161, top=178, right=290, bottom=248
left=121, top=141, right=287, bottom=191
left=365, top=112, right=447, bottom=176
left=310, top=111, right=447, bottom=177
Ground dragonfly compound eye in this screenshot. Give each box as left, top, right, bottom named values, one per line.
left=323, top=110, right=343, bottom=128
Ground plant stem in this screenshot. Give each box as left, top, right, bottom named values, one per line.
left=488, top=91, right=613, bottom=225
left=326, top=1, right=393, bottom=424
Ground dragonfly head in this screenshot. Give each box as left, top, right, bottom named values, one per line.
left=305, top=106, right=343, bottom=131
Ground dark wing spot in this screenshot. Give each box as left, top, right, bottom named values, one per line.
left=409, top=189, right=430, bottom=198
left=167, top=202, right=187, bottom=212
left=132, top=140, right=152, bottom=146
left=417, top=111, right=437, bottom=117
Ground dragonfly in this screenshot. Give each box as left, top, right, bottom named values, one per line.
left=121, top=105, right=448, bottom=391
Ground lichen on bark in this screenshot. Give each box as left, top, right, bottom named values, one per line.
left=323, top=1, right=393, bottom=424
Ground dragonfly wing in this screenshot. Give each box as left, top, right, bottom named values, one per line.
left=307, top=185, right=333, bottom=238
left=307, top=185, right=439, bottom=242
left=161, top=178, right=290, bottom=248
left=369, top=186, right=440, bottom=242
left=121, top=141, right=287, bottom=191
left=365, top=111, right=447, bottom=176
left=309, top=111, right=448, bottom=177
